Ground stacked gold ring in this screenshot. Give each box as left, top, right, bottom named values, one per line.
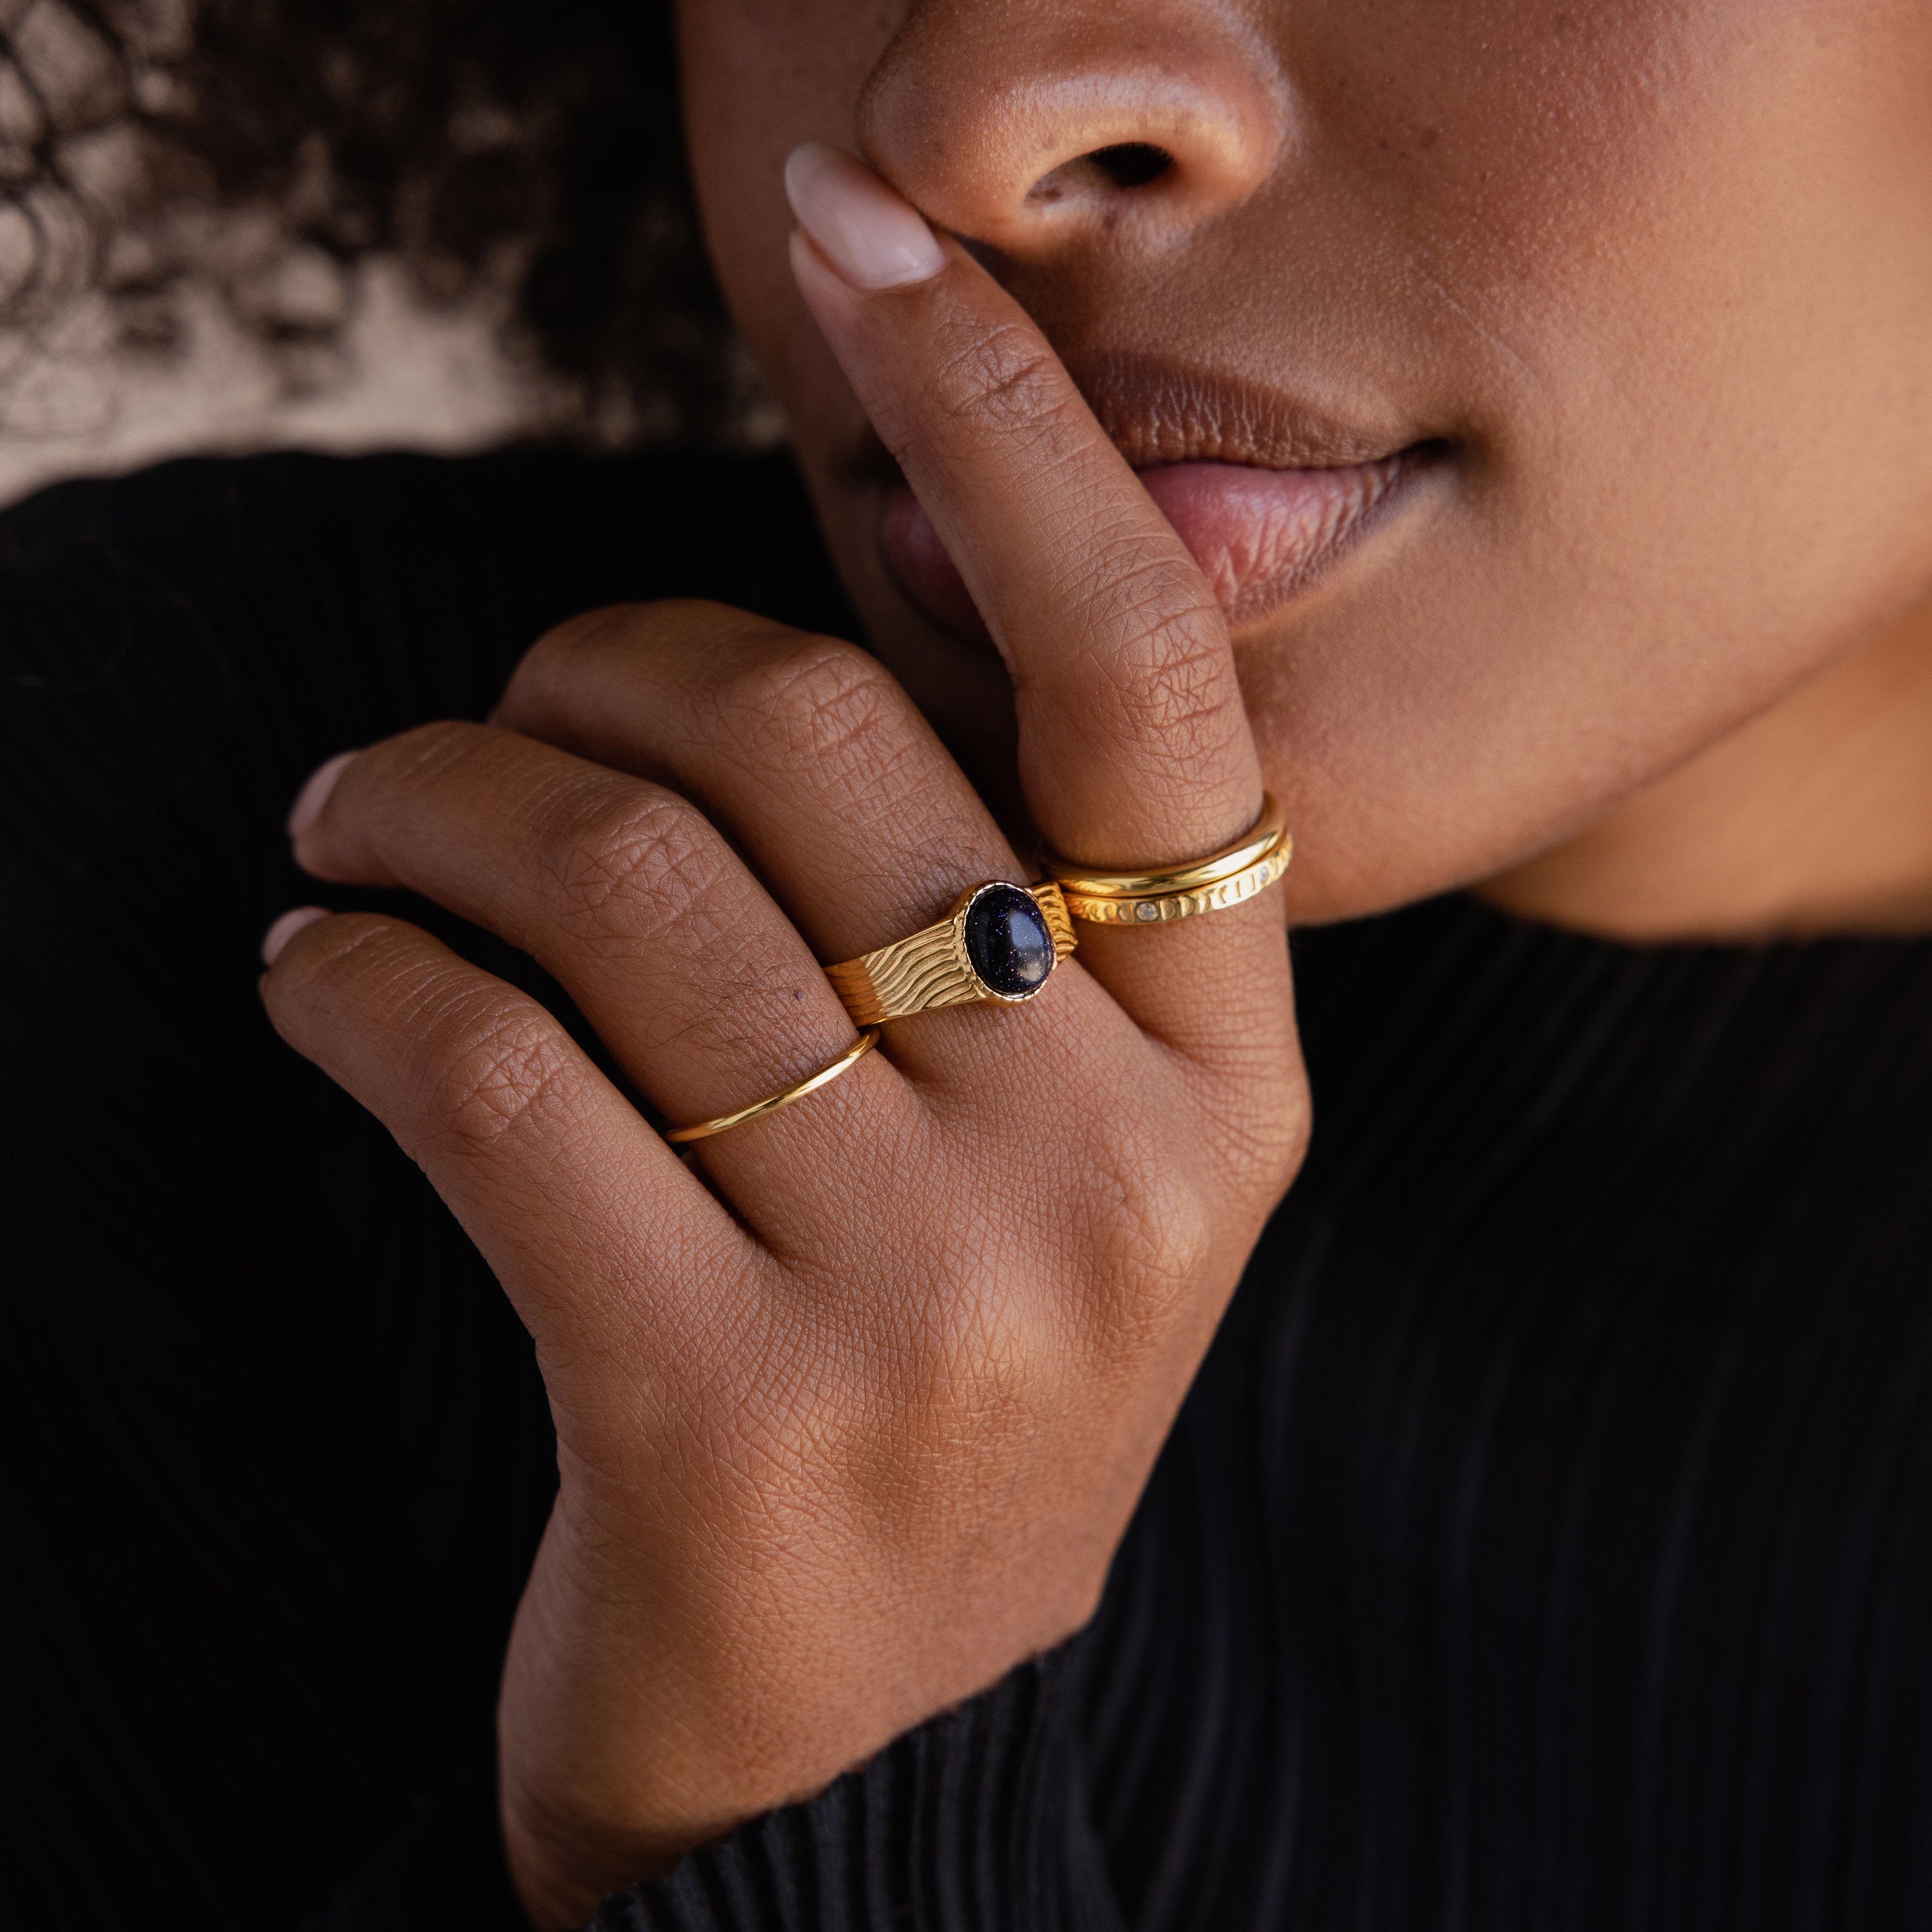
left=666, top=802, right=1286, bottom=1148
left=1043, top=794, right=1291, bottom=925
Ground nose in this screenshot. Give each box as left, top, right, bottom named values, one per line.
left=855, top=0, right=1289, bottom=256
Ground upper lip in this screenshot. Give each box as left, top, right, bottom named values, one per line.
left=846, top=350, right=1425, bottom=486
left=1070, top=350, right=1422, bottom=471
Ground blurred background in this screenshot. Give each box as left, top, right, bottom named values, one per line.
left=0, top=0, right=772, bottom=509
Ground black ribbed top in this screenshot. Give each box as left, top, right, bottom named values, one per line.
left=6, top=450, right=1932, bottom=1931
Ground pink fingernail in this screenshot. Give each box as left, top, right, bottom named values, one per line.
left=261, top=906, right=328, bottom=966
left=287, top=750, right=357, bottom=840
left=784, top=143, right=945, bottom=291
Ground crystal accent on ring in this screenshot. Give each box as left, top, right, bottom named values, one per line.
left=962, top=882, right=1057, bottom=998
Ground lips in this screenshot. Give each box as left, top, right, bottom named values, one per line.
left=870, top=359, right=1431, bottom=646
left=1143, top=454, right=1416, bottom=617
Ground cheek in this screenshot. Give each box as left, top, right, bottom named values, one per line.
left=1256, top=0, right=1932, bottom=916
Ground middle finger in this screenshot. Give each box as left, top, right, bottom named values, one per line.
left=498, top=599, right=1016, bottom=960
left=493, top=598, right=1116, bottom=1084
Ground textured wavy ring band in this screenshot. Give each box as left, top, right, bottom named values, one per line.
left=826, top=881, right=1078, bottom=1028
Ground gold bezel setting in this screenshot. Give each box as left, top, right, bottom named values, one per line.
left=826, top=881, right=1077, bottom=1027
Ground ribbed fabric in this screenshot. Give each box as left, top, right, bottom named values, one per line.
left=6, top=450, right=1932, bottom=1930
left=0, top=447, right=851, bottom=1930
left=607, top=905, right=1932, bottom=1932
left=607, top=1662, right=1110, bottom=1932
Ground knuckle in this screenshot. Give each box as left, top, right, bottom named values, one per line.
left=504, top=600, right=795, bottom=732
left=1084, top=567, right=1229, bottom=719
left=417, top=991, right=586, bottom=1156
left=708, top=631, right=913, bottom=791
left=268, top=918, right=590, bottom=1164
left=1210, top=1097, right=1309, bottom=1224
left=545, top=785, right=730, bottom=940
left=530, top=600, right=646, bottom=665
left=1265, top=1088, right=1314, bottom=1195
left=1113, top=658, right=1236, bottom=778
left=499, top=603, right=660, bottom=735
left=1275, top=1072, right=1315, bottom=1177
left=923, top=1251, right=1052, bottom=1419
left=1119, top=1180, right=1218, bottom=1334
left=1073, top=1134, right=1218, bottom=1352
left=520, top=598, right=779, bottom=685
left=510, top=602, right=650, bottom=696
left=1186, top=1028, right=1312, bottom=1200
left=1014, top=514, right=1239, bottom=780
left=933, top=319, right=1070, bottom=440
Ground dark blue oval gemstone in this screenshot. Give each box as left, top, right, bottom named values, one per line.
left=963, top=884, right=1056, bottom=998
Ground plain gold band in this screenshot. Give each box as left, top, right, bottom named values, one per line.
left=663, top=1028, right=880, bottom=1144
left=1044, top=793, right=1291, bottom=925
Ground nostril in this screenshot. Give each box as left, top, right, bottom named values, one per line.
left=1027, top=141, right=1177, bottom=205
left=1088, top=142, right=1174, bottom=189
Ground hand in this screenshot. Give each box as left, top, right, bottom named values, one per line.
left=260, top=147, right=1307, bottom=1927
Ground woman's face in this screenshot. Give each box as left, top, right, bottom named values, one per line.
left=679, top=0, right=1932, bottom=923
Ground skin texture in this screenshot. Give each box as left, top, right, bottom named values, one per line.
left=683, top=0, right=1932, bottom=936
left=259, top=0, right=1932, bottom=1919
left=266, top=204, right=1302, bottom=1922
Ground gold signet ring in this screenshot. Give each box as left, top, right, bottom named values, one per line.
left=826, top=881, right=1077, bottom=1028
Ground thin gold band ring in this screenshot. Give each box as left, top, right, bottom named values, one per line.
left=664, top=1028, right=881, bottom=1145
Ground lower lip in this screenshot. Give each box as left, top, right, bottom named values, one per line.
left=878, top=453, right=1417, bottom=647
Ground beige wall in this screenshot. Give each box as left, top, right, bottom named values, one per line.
left=0, top=256, right=558, bottom=509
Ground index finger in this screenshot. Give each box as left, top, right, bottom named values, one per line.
left=784, top=143, right=1263, bottom=872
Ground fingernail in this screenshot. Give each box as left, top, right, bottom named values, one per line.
left=287, top=750, right=357, bottom=840
left=261, top=906, right=328, bottom=966
left=784, top=143, right=945, bottom=291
